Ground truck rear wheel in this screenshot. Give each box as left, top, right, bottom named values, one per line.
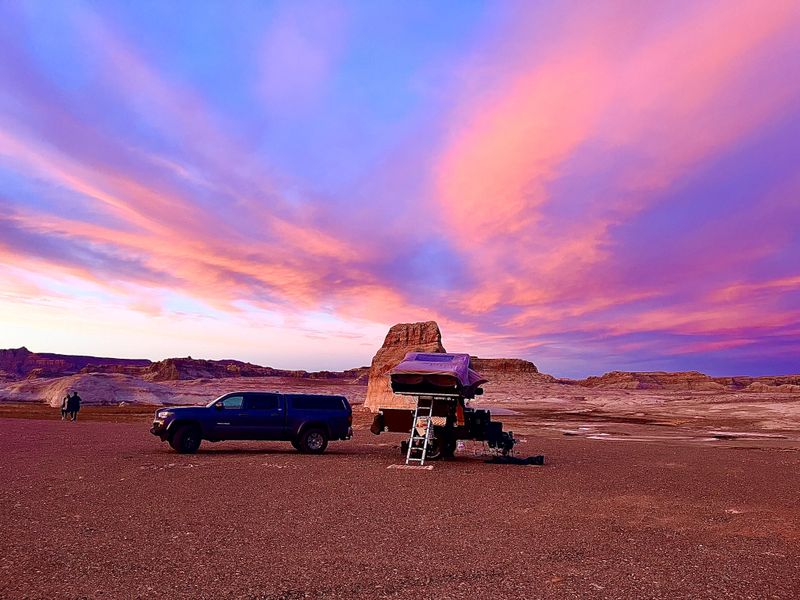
left=169, top=424, right=202, bottom=454
left=297, top=428, right=328, bottom=454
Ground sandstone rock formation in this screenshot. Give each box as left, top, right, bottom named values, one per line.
left=744, top=381, right=800, bottom=394
left=129, top=357, right=369, bottom=382
left=0, top=371, right=370, bottom=407
left=716, top=375, right=800, bottom=390
left=578, top=371, right=800, bottom=392
left=472, top=357, right=557, bottom=392
left=579, top=371, right=727, bottom=391
left=364, top=321, right=446, bottom=411
left=0, top=347, right=150, bottom=379
left=0, top=347, right=369, bottom=384
left=3, top=373, right=178, bottom=407
left=470, top=357, right=539, bottom=374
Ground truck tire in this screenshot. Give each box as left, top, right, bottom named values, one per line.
left=169, top=424, right=202, bottom=454
left=297, top=428, right=328, bottom=454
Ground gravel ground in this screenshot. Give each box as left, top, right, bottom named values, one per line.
left=1, top=414, right=799, bottom=599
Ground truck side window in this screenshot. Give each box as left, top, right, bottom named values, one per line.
left=219, top=395, right=244, bottom=409
left=246, top=394, right=279, bottom=410
left=290, top=395, right=343, bottom=410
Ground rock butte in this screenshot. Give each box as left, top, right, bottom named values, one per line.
left=363, top=321, right=447, bottom=412
left=362, top=322, right=543, bottom=411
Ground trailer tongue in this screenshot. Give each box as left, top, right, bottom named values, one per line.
left=370, top=352, right=516, bottom=465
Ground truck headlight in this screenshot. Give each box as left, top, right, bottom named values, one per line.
left=155, top=410, right=173, bottom=420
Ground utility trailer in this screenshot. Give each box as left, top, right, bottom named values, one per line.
left=370, top=353, right=516, bottom=465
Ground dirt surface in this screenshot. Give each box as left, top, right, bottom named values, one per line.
left=2, top=409, right=799, bottom=599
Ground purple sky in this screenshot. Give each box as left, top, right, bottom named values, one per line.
left=1, top=1, right=799, bottom=377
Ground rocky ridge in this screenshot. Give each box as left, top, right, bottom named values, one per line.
left=0, top=347, right=368, bottom=383
left=0, top=347, right=150, bottom=380
left=82, top=357, right=369, bottom=383
left=578, top=371, right=800, bottom=393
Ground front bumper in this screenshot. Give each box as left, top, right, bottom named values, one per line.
left=150, top=421, right=168, bottom=439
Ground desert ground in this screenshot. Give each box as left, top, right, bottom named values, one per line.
left=1, top=394, right=799, bottom=600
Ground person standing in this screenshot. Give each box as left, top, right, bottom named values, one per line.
left=60, top=392, right=70, bottom=420
left=67, top=391, right=82, bottom=421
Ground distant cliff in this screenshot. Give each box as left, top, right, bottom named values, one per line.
left=0, top=347, right=368, bottom=383
left=470, top=357, right=540, bottom=375
left=0, top=347, right=150, bottom=380
left=577, top=371, right=800, bottom=392
left=126, top=357, right=369, bottom=383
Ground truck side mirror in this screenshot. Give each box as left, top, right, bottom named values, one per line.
left=215, top=403, right=224, bottom=410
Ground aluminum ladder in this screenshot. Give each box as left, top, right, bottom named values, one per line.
left=405, top=397, right=434, bottom=465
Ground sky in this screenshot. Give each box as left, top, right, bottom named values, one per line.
left=1, top=0, right=799, bottom=378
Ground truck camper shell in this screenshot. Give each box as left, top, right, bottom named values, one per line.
left=389, top=352, right=487, bottom=399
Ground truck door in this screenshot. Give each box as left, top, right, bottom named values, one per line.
left=210, top=394, right=247, bottom=439
left=241, top=393, right=285, bottom=440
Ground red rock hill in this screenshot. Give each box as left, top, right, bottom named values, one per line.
left=0, top=347, right=150, bottom=380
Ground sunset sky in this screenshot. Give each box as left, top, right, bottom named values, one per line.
left=1, top=1, right=799, bottom=377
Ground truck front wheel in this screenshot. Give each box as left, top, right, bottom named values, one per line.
left=169, top=424, right=202, bottom=454
left=297, top=428, right=328, bottom=454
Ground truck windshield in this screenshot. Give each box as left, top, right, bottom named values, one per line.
left=206, top=395, right=226, bottom=407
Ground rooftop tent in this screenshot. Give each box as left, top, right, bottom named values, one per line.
left=388, top=352, right=487, bottom=398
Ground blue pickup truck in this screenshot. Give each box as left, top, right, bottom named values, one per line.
left=150, top=391, right=352, bottom=454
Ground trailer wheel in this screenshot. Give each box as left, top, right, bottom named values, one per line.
left=424, top=437, right=444, bottom=460
left=400, top=438, right=443, bottom=460
left=400, top=436, right=455, bottom=461
left=441, top=438, right=458, bottom=458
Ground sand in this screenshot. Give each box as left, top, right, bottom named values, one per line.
left=1, top=406, right=799, bottom=599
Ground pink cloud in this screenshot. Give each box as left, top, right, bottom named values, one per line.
left=1, top=120, right=409, bottom=323
left=432, top=0, right=800, bottom=336
left=436, top=52, right=611, bottom=246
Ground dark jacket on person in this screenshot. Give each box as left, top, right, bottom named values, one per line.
left=67, top=393, right=81, bottom=412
